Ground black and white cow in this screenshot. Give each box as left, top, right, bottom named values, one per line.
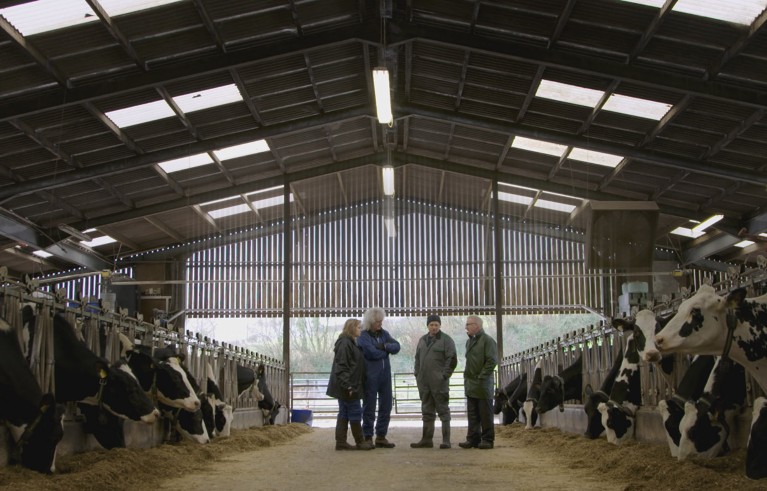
left=52, top=314, right=159, bottom=424
left=657, top=354, right=716, bottom=457
left=655, top=286, right=767, bottom=393
left=583, top=346, right=623, bottom=439
left=200, top=362, right=233, bottom=438
left=747, top=397, right=767, bottom=480
left=597, top=331, right=642, bottom=445
left=0, top=316, right=64, bottom=473
left=523, top=359, right=543, bottom=430
left=677, top=356, right=746, bottom=461
left=537, top=355, right=583, bottom=414
left=493, top=372, right=527, bottom=425
left=236, top=363, right=265, bottom=401
left=257, top=363, right=281, bottom=425
left=120, top=336, right=200, bottom=412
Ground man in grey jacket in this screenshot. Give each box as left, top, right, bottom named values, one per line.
left=411, top=314, right=458, bottom=449
left=459, top=315, right=498, bottom=449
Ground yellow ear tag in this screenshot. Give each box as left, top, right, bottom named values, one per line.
left=99, top=369, right=108, bottom=379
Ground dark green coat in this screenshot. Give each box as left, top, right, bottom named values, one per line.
left=463, top=328, right=498, bottom=399
left=414, top=331, right=457, bottom=393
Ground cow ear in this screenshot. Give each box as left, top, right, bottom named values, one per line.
left=612, top=318, right=630, bottom=331
left=95, top=360, right=109, bottom=379
left=726, top=288, right=747, bottom=308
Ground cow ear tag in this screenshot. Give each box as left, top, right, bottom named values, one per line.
left=99, top=369, right=108, bottom=379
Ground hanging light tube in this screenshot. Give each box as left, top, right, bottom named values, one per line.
left=691, top=214, right=723, bottom=233
left=372, top=67, right=393, bottom=125
left=382, top=166, right=395, bottom=196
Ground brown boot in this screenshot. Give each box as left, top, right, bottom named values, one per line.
left=375, top=435, right=396, bottom=448
left=335, top=417, right=354, bottom=450
left=350, top=421, right=374, bottom=450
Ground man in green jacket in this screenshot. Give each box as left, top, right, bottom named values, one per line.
left=459, top=315, right=498, bottom=449
left=410, top=314, right=458, bottom=449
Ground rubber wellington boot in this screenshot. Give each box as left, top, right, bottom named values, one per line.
left=410, top=420, right=435, bottom=448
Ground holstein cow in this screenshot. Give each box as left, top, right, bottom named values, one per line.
left=583, top=346, right=623, bottom=439
left=655, top=286, right=767, bottom=393
left=522, top=359, right=543, bottom=430
left=200, top=362, right=233, bottom=439
left=747, top=397, right=767, bottom=480
left=257, top=363, right=281, bottom=425
left=52, top=314, right=159, bottom=425
left=120, top=336, right=201, bottom=412
left=657, top=354, right=716, bottom=457
left=0, top=316, right=64, bottom=473
left=537, top=355, right=583, bottom=414
left=677, top=356, right=746, bottom=461
left=493, top=372, right=527, bottom=425
left=597, top=332, right=642, bottom=445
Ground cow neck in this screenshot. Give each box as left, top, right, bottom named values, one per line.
left=554, top=375, right=566, bottom=412
left=722, top=310, right=738, bottom=361
left=150, top=370, right=158, bottom=405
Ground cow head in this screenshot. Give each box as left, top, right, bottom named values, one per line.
left=162, top=357, right=202, bottom=411
left=583, top=384, right=609, bottom=439
left=747, top=397, right=767, bottom=480
left=677, top=399, right=727, bottom=460
left=87, top=361, right=159, bottom=424
left=175, top=406, right=210, bottom=444
left=12, top=393, right=64, bottom=474
left=613, top=310, right=666, bottom=363
left=537, top=375, right=564, bottom=414
left=597, top=401, right=637, bottom=445
left=655, top=285, right=731, bottom=355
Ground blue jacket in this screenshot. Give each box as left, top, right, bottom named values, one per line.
left=358, top=329, right=401, bottom=381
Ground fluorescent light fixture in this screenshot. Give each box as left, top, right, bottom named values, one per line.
left=58, top=223, right=92, bottom=242
left=33, top=250, right=53, bottom=258
left=602, top=94, right=672, bottom=120
left=100, top=0, right=183, bottom=16
left=213, top=140, right=270, bottom=161
left=157, top=153, right=214, bottom=173
left=372, top=68, right=393, bottom=125
left=384, top=217, right=397, bottom=238
left=510, top=136, right=568, bottom=157
left=670, top=227, right=705, bottom=239
left=0, top=0, right=97, bottom=36
left=735, top=240, right=755, bottom=248
left=761, top=233, right=767, bottom=239
left=621, top=0, right=767, bottom=25
left=173, top=84, right=243, bottom=113
left=82, top=235, right=117, bottom=247
left=536, top=80, right=605, bottom=107
left=568, top=148, right=624, bottom=168
left=382, top=166, right=395, bottom=196
left=691, top=214, right=724, bottom=233
left=105, top=100, right=176, bottom=128
left=535, top=199, right=576, bottom=213
left=497, top=192, right=533, bottom=206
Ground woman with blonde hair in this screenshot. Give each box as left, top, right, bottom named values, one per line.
left=326, top=318, right=373, bottom=450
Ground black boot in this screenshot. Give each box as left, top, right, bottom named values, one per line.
left=440, top=421, right=451, bottom=449
left=410, top=420, right=435, bottom=448
left=335, top=417, right=354, bottom=450
left=350, top=421, right=374, bottom=450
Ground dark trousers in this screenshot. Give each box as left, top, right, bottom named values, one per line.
left=465, top=396, right=494, bottom=444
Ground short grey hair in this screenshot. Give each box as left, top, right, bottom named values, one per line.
left=362, top=307, right=386, bottom=331
left=467, top=315, right=483, bottom=328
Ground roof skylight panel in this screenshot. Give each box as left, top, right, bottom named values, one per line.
left=208, top=204, right=251, bottom=219
left=602, top=94, right=672, bottom=120
left=622, top=0, right=767, bottom=25
left=510, top=136, right=568, bottom=157
left=568, top=148, right=624, bottom=168
left=99, top=0, right=183, bottom=16
left=173, top=85, right=244, bottom=113
left=157, top=153, right=214, bottom=174
left=535, top=80, right=605, bottom=107
left=534, top=199, right=577, bottom=213
left=213, top=140, right=271, bottom=161
left=82, top=235, right=117, bottom=247
left=33, top=250, right=53, bottom=258
left=497, top=192, right=534, bottom=206
left=105, top=100, right=176, bottom=128
left=0, top=0, right=97, bottom=36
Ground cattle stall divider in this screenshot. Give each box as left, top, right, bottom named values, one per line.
left=0, top=282, right=287, bottom=434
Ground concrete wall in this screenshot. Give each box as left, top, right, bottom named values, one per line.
left=1, top=406, right=290, bottom=469
left=538, top=403, right=754, bottom=450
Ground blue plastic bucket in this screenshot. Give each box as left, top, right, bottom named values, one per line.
left=291, top=409, right=313, bottom=426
